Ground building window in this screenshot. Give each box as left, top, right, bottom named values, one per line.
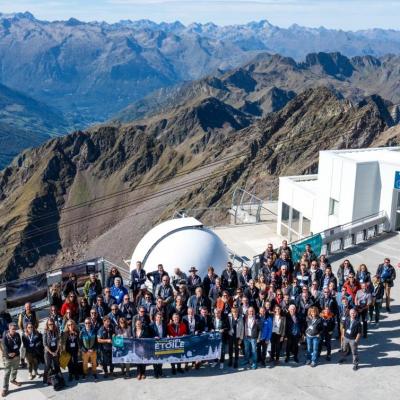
left=292, top=208, right=300, bottom=233
left=329, top=198, right=339, bottom=216
left=281, top=202, right=290, bottom=225
left=302, top=217, right=311, bottom=236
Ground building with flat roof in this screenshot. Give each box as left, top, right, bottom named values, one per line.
left=277, top=147, right=400, bottom=241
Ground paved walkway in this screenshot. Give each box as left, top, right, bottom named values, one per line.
left=1, top=233, right=399, bottom=400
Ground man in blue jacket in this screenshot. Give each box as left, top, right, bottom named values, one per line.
left=257, top=307, right=272, bottom=367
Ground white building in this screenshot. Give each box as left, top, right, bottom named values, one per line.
left=277, top=147, right=400, bottom=241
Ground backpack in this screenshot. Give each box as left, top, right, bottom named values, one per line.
left=49, top=373, right=66, bottom=391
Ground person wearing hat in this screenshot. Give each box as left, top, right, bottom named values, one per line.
left=187, top=267, right=202, bottom=296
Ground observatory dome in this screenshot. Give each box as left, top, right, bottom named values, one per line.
left=130, top=217, right=229, bottom=276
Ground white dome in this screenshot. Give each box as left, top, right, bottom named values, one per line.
left=130, top=217, right=229, bottom=276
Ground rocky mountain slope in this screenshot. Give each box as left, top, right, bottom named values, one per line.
left=0, top=83, right=70, bottom=169
left=115, top=52, right=400, bottom=123
left=0, top=86, right=398, bottom=280
left=1, top=12, right=400, bottom=126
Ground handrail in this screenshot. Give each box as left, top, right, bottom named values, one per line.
left=289, top=210, right=387, bottom=246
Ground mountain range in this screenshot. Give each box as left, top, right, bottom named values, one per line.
left=0, top=83, right=70, bottom=169
left=1, top=12, right=400, bottom=126
left=2, top=13, right=400, bottom=279
left=1, top=85, right=399, bottom=280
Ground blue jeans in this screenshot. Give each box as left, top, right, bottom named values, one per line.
left=306, top=336, right=320, bottom=363
left=244, top=338, right=257, bottom=366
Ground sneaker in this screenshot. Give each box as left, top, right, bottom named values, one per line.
left=251, top=364, right=257, bottom=370
left=353, top=364, right=359, bottom=371
left=311, top=362, right=316, bottom=368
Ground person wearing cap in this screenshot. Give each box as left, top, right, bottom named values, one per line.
left=110, top=277, right=128, bottom=305
left=83, top=273, right=103, bottom=307
left=338, top=308, right=362, bottom=370
left=187, top=267, right=202, bottom=296
left=2, top=322, right=22, bottom=397
left=130, top=261, right=147, bottom=300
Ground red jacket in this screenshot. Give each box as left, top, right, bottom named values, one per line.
left=167, top=322, right=188, bottom=337
left=61, top=301, right=79, bottom=319
left=343, top=281, right=360, bottom=301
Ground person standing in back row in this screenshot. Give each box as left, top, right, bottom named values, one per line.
left=376, top=258, right=396, bottom=312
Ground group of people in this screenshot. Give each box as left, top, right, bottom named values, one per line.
left=0, top=241, right=397, bottom=397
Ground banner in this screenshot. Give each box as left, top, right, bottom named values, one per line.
left=291, top=233, right=323, bottom=263
left=6, top=273, right=48, bottom=309
left=61, top=259, right=99, bottom=288
left=112, top=332, right=221, bottom=364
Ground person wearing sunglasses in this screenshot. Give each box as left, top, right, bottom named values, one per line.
left=61, top=292, right=79, bottom=321
left=2, top=323, right=22, bottom=397
left=79, top=318, right=98, bottom=380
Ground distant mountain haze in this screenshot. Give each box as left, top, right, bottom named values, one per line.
left=1, top=12, right=400, bottom=126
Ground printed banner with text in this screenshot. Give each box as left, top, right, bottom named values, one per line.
left=112, top=332, right=221, bottom=364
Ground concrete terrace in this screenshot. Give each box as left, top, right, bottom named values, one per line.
left=1, top=233, right=399, bottom=400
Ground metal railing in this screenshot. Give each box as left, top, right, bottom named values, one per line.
left=231, top=187, right=277, bottom=224
left=172, top=206, right=232, bottom=228
left=290, top=210, right=388, bottom=256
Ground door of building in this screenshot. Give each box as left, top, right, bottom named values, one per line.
left=396, top=191, right=400, bottom=231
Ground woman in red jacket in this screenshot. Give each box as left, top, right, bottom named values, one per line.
left=60, top=293, right=79, bottom=322
left=167, top=313, right=188, bottom=375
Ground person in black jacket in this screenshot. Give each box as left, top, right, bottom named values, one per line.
left=62, top=273, right=79, bottom=298
left=187, top=267, right=202, bottom=296
left=285, top=305, right=301, bottom=363
left=149, top=312, right=167, bottom=378
left=130, top=261, right=146, bottom=300
left=369, top=275, right=384, bottom=325
left=2, top=323, right=22, bottom=397
left=22, top=323, right=43, bottom=380
left=97, top=316, right=115, bottom=378
left=221, top=262, right=238, bottom=296
left=318, top=306, right=336, bottom=361
left=198, top=307, right=214, bottom=333
left=338, top=308, right=362, bottom=370
left=376, top=258, right=396, bottom=312
left=202, top=267, right=218, bottom=297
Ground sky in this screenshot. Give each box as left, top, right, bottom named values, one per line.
left=0, top=0, right=400, bottom=30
